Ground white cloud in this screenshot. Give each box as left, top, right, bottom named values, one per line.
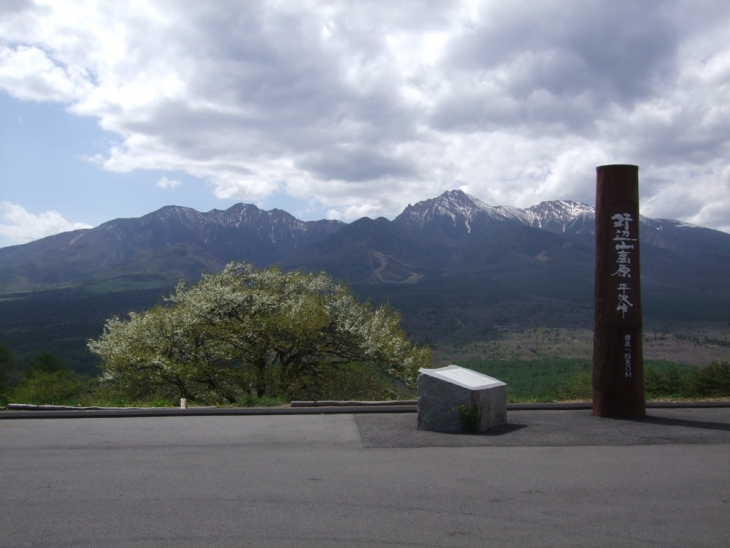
left=155, top=175, right=181, bottom=190
left=0, top=202, right=92, bottom=245
left=0, top=45, right=92, bottom=102
left=1, top=1, right=730, bottom=231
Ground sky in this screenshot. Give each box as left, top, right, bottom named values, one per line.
left=1, top=0, right=730, bottom=248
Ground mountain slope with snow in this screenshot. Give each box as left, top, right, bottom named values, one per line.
left=2, top=188, right=730, bottom=294
left=0, top=203, right=343, bottom=293
left=395, top=190, right=597, bottom=237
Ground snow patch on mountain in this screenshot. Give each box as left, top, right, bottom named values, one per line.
left=524, top=200, right=595, bottom=234
left=146, top=203, right=341, bottom=246
left=395, top=189, right=527, bottom=232
left=642, top=217, right=701, bottom=231
left=395, top=191, right=597, bottom=236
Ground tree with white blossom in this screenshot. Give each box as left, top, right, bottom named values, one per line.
left=88, top=263, right=431, bottom=403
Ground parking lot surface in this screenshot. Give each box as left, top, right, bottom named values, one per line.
left=1, top=408, right=729, bottom=547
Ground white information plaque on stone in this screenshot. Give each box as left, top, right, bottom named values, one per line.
left=434, top=367, right=503, bottom=389
left=417, top=365, right=507, bottom=433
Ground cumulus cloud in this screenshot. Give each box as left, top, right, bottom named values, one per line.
left=155, top=175, right=181, bottom=190
left=1, top=0, right=730, bottom=230
left=0, top=202, right=92, bottom=245
left=0, top=45, right=92, bottom=102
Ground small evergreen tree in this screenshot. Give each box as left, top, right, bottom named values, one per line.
left=0, top=343, right=21, bottom=404
left=27, top=351, right=68, bottom=376
left=689, top=361, right=730, bottom=398
left=8, top=351, right=85, bottom=406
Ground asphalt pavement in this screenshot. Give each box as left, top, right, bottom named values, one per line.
left=1, top=408, right=729, bottom=547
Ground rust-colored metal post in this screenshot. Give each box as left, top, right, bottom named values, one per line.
left=593, top=165, right=645, bottom=418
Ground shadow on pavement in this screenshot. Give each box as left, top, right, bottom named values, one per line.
left=355, top=408, right=730, bottom=449
left=476, top=423, right=528, bottom=436
left=632, top=415, right=730, bottom=432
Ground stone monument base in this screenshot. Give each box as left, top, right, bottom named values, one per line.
left=417, top=365, right=507, bottom=433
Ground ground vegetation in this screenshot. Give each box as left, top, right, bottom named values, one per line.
left=455, top=357, right=730, bottom=402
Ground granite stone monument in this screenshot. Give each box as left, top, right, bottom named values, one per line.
left=417, top=365, right=507, bottom=433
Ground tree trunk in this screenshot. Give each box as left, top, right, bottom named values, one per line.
left=254, top=353, right=267, bottom=397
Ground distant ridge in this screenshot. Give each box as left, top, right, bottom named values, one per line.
left=2, top=189, right=730, bottom=295
left=0, top=203, right=343, bottom=293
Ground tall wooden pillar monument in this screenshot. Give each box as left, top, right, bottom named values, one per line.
left=593, top=165, right=646, bottom=418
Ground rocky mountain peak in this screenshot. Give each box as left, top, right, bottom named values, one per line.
left=524, top=200, right=595, bottom=234
left=144, top=202, right=326, bottom=237
left=394, top=189, right=526, bottom=233
left=146, top=204, right=209, bottom=229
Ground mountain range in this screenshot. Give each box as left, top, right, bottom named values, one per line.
left=2, top=189, right=730, bottom=296
left=3, top=189, right=730, bottom=373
